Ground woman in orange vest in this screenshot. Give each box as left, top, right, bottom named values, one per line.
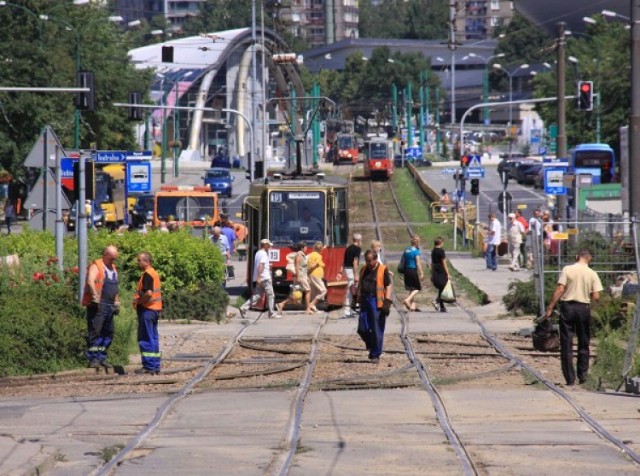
left=133, top=251, right=163, bottom=374
left=356, top=249, right=392, bottom=363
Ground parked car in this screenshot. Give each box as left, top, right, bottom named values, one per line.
left=497, top=154, right=526, bottom=178
left=67, top=201, right=104, bottom=231
left=506, top=157, right=537, bottom=179
left=130, top=193, right=155, bottom=228
left=202, top=167, right=234, bottom=198
left=534, top=166, right=545, bottom=189
left=515, top=162, right=543, bottom=185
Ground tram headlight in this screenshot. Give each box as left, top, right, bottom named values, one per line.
left=274, top=269, right=283, bottom=278
left=374, top=161, right=382, bottom=168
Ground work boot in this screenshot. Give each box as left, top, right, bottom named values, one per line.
left=100, top=361, right=114, bottom=373
left=134, top=367, right=159, bottom=375
left=88, top=360, right=101, bottom=371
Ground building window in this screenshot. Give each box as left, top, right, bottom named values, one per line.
left=491, top=0, right=500, bottom=9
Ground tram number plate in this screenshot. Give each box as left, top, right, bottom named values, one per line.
left=269, top=249, right=280, bottom=261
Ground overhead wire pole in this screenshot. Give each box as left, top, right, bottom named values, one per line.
left=631, top=1, right=640, bottom=219
left=251, top=0, right=258, bottom=182
left=556, top=22, right=568, bottom=219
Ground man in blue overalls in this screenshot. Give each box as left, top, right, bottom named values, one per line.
left=82, top=245, right=120, bottom=372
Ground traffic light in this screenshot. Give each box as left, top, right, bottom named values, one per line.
left=162, top=46, right=174, bottom=63
left=73, top=160, right=95, bottom=201
left=128, top=91, right=142, bottom=121
left=577, top=81, right=593, bottom=111
left=76, top=71, right=95, bottom=111
left=460, top=155, right=470, bottom=168
left=470, top=179, right=480, bottom=196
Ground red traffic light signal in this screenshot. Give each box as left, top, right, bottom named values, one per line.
left=578, top=81, right=593, bottom=111
left=460, top=155, right=469, bottom=167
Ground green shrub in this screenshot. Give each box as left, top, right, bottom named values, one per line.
left=502, top=278, right=543, bottom=315
left=0, top=227, right=226, bottom=375
left=163, top=281, right=229, bottom=322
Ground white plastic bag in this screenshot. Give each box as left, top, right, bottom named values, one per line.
left=441, top=280, right=456, bottom=303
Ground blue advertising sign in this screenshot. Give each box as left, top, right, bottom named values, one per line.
left=127, top=162, right=151, bottom=192
left=94, top=151, right=127, bottom=163
left=544, top=166, right=567, bottom=195
left=60, top=158, right=75, bottom=178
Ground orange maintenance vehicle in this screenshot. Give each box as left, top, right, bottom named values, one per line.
left=153, top=185, right=220, bottom=228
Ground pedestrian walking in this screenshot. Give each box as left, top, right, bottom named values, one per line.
left=82, top=245, right=120, bottom=371
left=507, top=213, right=525, bottom=271
left=133, top=252, right=162, bottom=375
left=401, top=235, right=424, bottom=312
left=276, top=242, right=311, bottom=314
left=486, top=213, right=501, bottom=270
left=219, top=214, right=237, bottom=255
left=430, top=237, right=449, bottom=312
left=337, top=233, right=362, bottom=318
left=356, top=249, right=392, bottom=363
left=4, top=201, right=14, bottom=234
left=240, top=239, right=278, bottom=319
left=514, top=209, right=528, bottom=267
left=307, top=241, right=327, bottom=313
left=544, top=249, right=603, bottom=386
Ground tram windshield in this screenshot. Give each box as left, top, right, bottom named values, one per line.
left=337, top=135, right=354, bottom=149
left=156, top=196, right=215, bottom=222
left=268, top=190, right=325, bottom=244
left=369, top=142, right=388, bottom=159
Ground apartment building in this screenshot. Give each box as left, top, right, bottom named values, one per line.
left=455, top=0, right=513, bottom=42
left=279, top=0, right=359, bottom=48
left=112, top=0, right=206, bottom=31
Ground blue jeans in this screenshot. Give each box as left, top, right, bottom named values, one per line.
left=485, top=243, right=497, bottom=270
left=357, top=295, right=386, bottom=359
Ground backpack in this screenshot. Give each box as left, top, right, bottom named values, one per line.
left=397, top=250, right=407, bottom=274
left=532, top=319, right=560, bottom=352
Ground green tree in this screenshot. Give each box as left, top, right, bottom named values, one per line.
left=532, top=20, right=629, bottom=153
left=0, top=0, right=152, bottom=181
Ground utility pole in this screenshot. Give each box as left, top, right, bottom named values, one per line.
left=630, top=1, right=640, bottom=219
left=556, top=22, right=568, bottom=219
left=448, top=0, right=458, bottom=126
left=251, top=0, right=257, bottom=180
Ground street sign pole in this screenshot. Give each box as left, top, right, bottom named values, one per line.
left=55, top=145, right=64, bottom=272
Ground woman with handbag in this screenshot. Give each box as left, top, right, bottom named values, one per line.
left=430, top=237, right=450, bottom=312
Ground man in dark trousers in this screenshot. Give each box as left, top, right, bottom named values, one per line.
left=133, top=252, right=163, bottom=374
left=338, top=232, right=362, bottom=318
left=82, top=245, right=120, bottom=371
left=356, top=249, right=392, bottom=364
left=545, top=249, right=603, bottom=386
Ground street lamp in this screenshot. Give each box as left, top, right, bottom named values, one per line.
left=465, top=52, right=505, bottom=124
left=492, top=63, right=530, bottom=126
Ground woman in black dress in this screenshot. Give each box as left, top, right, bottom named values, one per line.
left=430, top=237, right=449, bottom=312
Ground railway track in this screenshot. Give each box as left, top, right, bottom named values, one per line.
left=4, top=168, right=640, bottom=475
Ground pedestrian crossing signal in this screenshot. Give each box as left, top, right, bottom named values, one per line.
left=470, top=179, right=479, bottom=196
left=578, top=81, right=593, bottom=111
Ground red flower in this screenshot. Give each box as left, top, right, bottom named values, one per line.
left=32, top=272, right=44, bottom=281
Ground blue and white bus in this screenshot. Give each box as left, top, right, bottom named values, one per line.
left=569, top=143, right=616, bottom=184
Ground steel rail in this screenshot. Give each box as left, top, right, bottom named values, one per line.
left=267, top=316, right=328, bottom=475
left=94, top=315, right=263, bottom=476
left=368, top=180, right=479, bottom=476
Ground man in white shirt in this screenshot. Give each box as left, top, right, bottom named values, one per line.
left=485, top=213, right=501, bottom=271
left=507, top=213, right=525, bottom=271
left=240, top=239, right=278, bottom=319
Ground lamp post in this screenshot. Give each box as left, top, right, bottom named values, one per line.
left=464, top=52, right=505, bottom=124
left=492, top=63, right=530, bottom=126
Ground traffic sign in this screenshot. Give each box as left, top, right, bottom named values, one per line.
left=24, top=126, right=66, bottom=168
left=465, top=167, right=485, bottom=178
left=406, top=146, right=422, bottom=159
left=127, top=150, right=152, bottom=160
left=468, top=155, right=481, bottom=167
left=538, top=146, right=547, bottom=156
left=94, top=151, right=127, bottom=163
left=441, top=168, right=458, bottom=174
left=544, top=166, right=567, bottom=195
left=127, top=162, right=151, bottom=192
left=61, top=158, right=76, bottom=190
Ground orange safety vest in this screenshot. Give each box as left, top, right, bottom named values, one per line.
left=135, top=266, right=163, bottom=311
left=81, top=259, right=117, bottom=307
left=358, top=263, right=387, bottom=309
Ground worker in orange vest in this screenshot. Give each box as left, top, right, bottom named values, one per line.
left=82, top=245, right=120, bottom=371
left=133, top=251, right=163, bottom=374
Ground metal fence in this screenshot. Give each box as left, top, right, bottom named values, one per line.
left=529, top=217, right=640, bottom=380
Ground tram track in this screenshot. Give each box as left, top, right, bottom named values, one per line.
left=371, top=174, right=640, bottom=471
